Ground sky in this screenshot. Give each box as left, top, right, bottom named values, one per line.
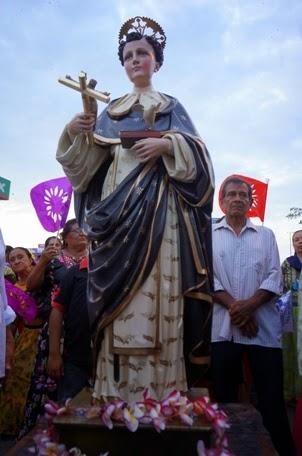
left=0, top=0, right=301, bottom=260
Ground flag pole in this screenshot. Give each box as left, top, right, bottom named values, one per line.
left=262, top=178, right=270, bottom=226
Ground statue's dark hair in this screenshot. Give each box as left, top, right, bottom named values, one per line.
left=118, top=32, right=164, bottom=68
left=221, top=177, right=253, bottom=201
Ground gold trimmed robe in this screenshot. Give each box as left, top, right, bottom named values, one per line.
left=57, top=86, right=214, bottom=402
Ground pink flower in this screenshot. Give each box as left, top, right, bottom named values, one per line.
left=153, top=417, right=166, bottom=432
left=44, top=401, right=60, bottom=416
left=101, top=404, right=115, bottom=430
left=197, top=440, right=207, bottom=456
left=123, top=407, right=139, bottom=432
left=179, top=413, right=194, bottom=426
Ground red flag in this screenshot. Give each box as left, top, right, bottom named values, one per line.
left=218, top=174, right=269, bottom=222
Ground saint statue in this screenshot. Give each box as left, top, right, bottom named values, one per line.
left=56, top=16, right=214, bottom=403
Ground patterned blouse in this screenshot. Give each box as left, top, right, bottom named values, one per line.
left=57, top=251, right=87, bottom=269
left=282, top=256, right=302, bottom=307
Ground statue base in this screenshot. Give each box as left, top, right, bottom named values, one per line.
left=53, top=387, right=213, bottom=456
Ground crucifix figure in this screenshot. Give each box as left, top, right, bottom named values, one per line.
left=58, top=71, right=110, bottom=145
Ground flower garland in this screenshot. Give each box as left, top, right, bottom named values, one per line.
left=28, top=428, right=109, bottom=456
left=43, top=390, right=233, bottom=455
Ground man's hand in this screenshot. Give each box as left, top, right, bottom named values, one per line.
left=47, top=353, right=64, bottom=380
left=213, top=290, right=259, bottom=338
left=229, top=299, right=256, bottom=327
left=131, top=138, right=172, bottom=163
left=239, top=316, right=259, bottom=338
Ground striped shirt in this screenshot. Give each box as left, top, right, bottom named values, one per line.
left=211, top=218, right=282, bottom=348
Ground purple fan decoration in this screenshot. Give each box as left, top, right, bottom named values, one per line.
left=30, top=177, right=72, bottom=232
left=5, top=280, right=37, bottom=322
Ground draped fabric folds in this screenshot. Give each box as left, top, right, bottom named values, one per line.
left=59, top=90, right=214, bottom=398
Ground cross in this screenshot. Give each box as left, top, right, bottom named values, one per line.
left=58, top=71, right=110, bottom=145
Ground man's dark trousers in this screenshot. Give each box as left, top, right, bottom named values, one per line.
left=211, top=341, right=295, bottom=456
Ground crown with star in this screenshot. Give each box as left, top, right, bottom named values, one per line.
left=118, top=16, right=166, bottom=49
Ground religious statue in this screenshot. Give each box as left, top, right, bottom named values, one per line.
left=56, top=16, right=214, bottom=403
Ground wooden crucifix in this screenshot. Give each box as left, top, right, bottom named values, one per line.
left=58, top=71, right=110, bottom=145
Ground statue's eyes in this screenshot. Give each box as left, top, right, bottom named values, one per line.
left=124, top=52, right=132, bottom=61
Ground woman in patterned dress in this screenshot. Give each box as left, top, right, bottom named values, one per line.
left=282, top=229, right=302, bottom=402
left=0, top=247, right=38, bottom=436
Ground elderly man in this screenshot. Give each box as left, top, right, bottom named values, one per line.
left=211, top=176, right=294, bottom=456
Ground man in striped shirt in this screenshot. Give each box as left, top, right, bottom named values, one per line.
left=211, top=176, right=294, bottom=456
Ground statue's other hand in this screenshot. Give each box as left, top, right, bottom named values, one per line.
left=131, top=137, right=172, bottom=163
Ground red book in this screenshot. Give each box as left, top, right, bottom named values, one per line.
left=119, top=130, right=161, bottom=149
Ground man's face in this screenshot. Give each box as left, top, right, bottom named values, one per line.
left=220, top=182, right=252, bottom=217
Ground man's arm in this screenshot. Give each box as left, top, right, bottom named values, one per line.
left=212, top=290, right=234, bottom=309
left=230, top=229, right=281, bottom=327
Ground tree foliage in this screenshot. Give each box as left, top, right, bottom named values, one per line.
left=287, top=207, right=302, bottom=224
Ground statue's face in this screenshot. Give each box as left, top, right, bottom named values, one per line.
left=123, top=38, right=158, bottom=87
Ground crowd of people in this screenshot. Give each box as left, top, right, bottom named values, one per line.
left=0, top=219, right=89, bottom=439
left=0, top=15, right=301, bottom=456
left=0, top=200, right=301, bottom=455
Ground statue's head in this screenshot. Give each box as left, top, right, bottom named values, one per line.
left=118, top=16, right=166, bottom=69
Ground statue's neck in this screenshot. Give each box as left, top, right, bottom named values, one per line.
left=132, top=84, right=154, bottom=94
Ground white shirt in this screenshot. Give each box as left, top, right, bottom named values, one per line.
left=0, top=229, right=16, bottom=378
left=211, top=218, right=282, bottom=348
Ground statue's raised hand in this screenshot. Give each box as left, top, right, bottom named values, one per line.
left=67, top=112, right=96, bottom=137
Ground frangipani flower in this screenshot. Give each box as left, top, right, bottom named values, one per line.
left=44, top=400, right=60, bottom=419
left=101, top=404, right=115, bottom=430
left=153, top=417, right=166, bottom=432
left=40, top=390, right=232, bottom=454
left=123, top=407, right=139, bottom=432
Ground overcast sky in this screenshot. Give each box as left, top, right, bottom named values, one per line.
left=0, top=0, right=301, bottom=260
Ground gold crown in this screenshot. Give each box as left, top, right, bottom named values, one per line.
left=118, top=16, right=166, bottom=49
